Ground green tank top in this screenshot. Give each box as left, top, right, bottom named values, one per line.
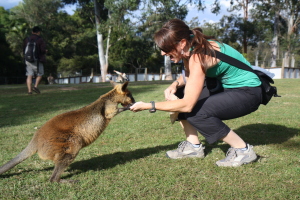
left=206, top=42, right=261, bottom=88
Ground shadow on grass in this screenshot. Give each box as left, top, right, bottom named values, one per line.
left=69, top=123, right=298, bottom=178
left=1, top=124, right=298, bottom=180
left=0, top=143, right=178, bottom=180
left=68, top=143, right=178, bottom=173
left=205, top=123, right=300, bottom=154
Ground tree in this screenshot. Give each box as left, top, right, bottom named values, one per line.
left=52, top=11, right=99, bottom=76
left=227, top=0, right=256, bottom=54
left=254, top=0, right=300, bottom=68
left=218, top=14, right=266, bottom=55
left=91, top=0, right=110, bottom=82
left=11, top=0, right=63, bottom=27
left=276, top=0, right=300, bottom=68
left=0, top=7, right=24, bottom=83
left=62, top=0, right=141, bottom=82
left=5, top=0, right=65, bottom=77
left=109, top=37, right=153, bottom=73
left=137, top=0, right=188, bottom=80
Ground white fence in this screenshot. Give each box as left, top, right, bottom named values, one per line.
left=54, top=68, right=300, bottom=84
left=265, top=67, right=300, bottom=79
left=283, top=68, right=300, bottom=78
left=55, top=73, right=179, bottom=84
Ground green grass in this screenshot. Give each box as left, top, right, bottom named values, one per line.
left=0, top=80, right=299, bottom=200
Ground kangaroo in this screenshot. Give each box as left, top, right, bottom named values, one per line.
left=0, top=81, right=135, bottom=183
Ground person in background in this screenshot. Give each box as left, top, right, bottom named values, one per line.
left=106, top=72, right=112, bottom=82
left=130, top=19, right=262, bottom=167
left=114, top=70, right=128, bottom=82
left=23, top=26, right=47, bottom=94
left=47, top=73, right=55, bottom=84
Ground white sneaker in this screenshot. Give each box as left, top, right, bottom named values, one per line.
left=216, top=144, right=257, bottom=167
left=166, top=141, right=205, bottom=159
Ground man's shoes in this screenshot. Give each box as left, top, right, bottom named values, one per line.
left=166, top=141, right=205, bottom=159
left=216, top=144, right=257, bottom=167
left=32, top=87, right=41, bottom=94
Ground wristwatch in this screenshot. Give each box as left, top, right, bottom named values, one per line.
left=149, top=101, right=156, bottom=113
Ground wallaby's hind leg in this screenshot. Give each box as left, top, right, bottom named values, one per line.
left=49, top=154, right=77, bottom=183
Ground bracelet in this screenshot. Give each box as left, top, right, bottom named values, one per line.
left=149, top=101, right=156, bottom=113
left=174, top=80, right=180, bottom=87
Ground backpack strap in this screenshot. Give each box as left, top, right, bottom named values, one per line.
left=34, top=37, right=40, bottom=74
left=212, top=50, right=276, bottom=83
left=33, top=36, right=40, bottom=57
left=213, top=50, right=255, bottom=73
left=24, top=37, right=30, bottom=54
left=208, top=50, right=281, bottom=101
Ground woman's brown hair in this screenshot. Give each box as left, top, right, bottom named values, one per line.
left=154, top=19, right=219, bottom=72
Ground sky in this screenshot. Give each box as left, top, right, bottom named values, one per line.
left=0, top=0, right=77, bottom=15
left=186, top=0, right=233, bottom=23
left=0, top=0, right=236, bottom=23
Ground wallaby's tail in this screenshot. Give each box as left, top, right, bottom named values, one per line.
left=0, top=137, right=38, bottom=174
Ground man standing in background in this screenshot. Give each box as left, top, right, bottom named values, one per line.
left=23, top=26, right=47, bottom=94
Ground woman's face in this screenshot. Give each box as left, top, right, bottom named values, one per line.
left=160, top=43, right=182, bottom=63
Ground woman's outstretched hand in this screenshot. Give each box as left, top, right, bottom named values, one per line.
left=130, top=102, right=147, bottom=112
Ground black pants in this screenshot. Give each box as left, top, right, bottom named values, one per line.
left=176, top=84, right=262, bottom=144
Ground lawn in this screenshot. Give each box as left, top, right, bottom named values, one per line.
left=0, top=79, right=299, bottom=199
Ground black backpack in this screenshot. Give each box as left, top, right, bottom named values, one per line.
left=213, top=51, right=281, bottom=105
left=24, top=37, right=39, bottom=62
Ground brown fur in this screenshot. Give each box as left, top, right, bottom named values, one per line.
left=0, top=81, right=135, bottom=183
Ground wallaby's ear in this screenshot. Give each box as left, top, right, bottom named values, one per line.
left=121, top=81, right=129, bottom=91
left=110, top=81, right=117, bottom=87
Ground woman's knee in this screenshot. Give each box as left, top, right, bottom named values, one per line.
left=186, top=112, right=208, bottom=126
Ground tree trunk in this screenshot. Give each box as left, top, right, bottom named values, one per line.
left=242, top=0, right=248, bottom=54
left=164, top=56, right=173, bottom=80
left=283, top=52, right=290, bottom=67
left=270, top=11, right=279, bottom=68
left=291, top=54, right=295, bottom=68
left=103, top=14, right=112, bottom=82
left=255, top=51, right=259, bottom=66
left=94, top=0, right=107, bottom=82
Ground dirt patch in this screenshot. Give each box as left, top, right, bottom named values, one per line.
left=59, top=87, right=79, bottom=91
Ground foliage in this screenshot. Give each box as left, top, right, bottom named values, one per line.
left=11, top=0, right=63, bottom=27
left=58, top=54, right=99, bottom=76
left=252, top=0, right=300, bottom=66
left=109, top=36, right=155, bottom=73
left=0, top=7, right=24, bottom=82
left=138, top=0, right=188, bottom=39
left=1, top=0, right=300, bottom=81
left=218, top=15, right=266, bottom=51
